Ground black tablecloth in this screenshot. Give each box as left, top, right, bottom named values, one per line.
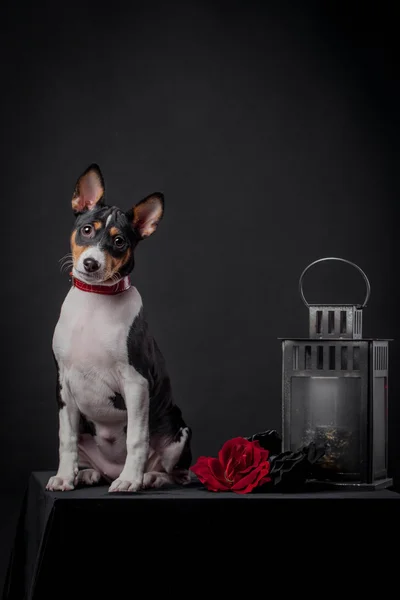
left=3, top=472, right=400, bottom=599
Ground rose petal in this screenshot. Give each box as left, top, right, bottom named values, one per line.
left=232, top=460, right=255, bottom=483
left=220, top=438, right=258, bottom=481
left=218, top=437, right=250, bottom=468
left=227, top=450, right=249, bottom=482
left=190, top=456, right=230, bottom=492
left=231, top=441, right=269, bottom=481
left=190, top=456, right=210, bottom=480
left=240, top=442, right=255, bottom=470
left=231, top=461, right=271, bottom=494
left=208, top=458, right=225, bottom=481
left=208, top=458, right=230, bottom=490
left=231, top=467, right=261, bottom=491
left=257, top=474, right=272, bottom=487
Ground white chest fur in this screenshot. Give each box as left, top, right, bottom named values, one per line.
left=53, top=285, right=145, bottom=419
left=53, top=284, right=142, bottom=366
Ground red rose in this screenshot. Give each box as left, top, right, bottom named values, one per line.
left=190, top=437, right=271, bottom=494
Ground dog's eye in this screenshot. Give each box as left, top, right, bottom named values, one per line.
left=114, top=236, right=126, bottom=249
left=81, top=225, right=95, bottom=238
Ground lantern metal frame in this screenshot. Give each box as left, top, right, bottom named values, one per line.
left=280, top=257, right=393, bottom=490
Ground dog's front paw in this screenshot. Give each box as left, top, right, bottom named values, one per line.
left=108, top=477, right=142, bottom=493
left=46, top=475, right=75, bottom=492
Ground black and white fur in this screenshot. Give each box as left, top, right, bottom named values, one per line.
left=46, top=164, right=192, bottom=492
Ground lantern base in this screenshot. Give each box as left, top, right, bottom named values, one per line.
left=305, top=477, right=393, bottom=492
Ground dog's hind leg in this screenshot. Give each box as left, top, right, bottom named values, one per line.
left=160, top=427, right=191, bottom=472
left=75, top=452, right=101, bottom=486
left=142, top=427, right=192, bottom=489
left=75, top=468, right=101, bottom=486
left=78, top=433, right=123, bottom=483
left=142, top=471, right=175, bottom=488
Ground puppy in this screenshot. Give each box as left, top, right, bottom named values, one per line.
left=46, top=164, right=192, bottom=492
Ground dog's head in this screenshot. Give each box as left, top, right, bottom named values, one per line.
left=69, top=164, right=164, bottom=284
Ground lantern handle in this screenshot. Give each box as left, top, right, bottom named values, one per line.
left=298, top=257, right=371, bottom=308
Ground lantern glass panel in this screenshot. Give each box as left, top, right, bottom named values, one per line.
left=290, top=376, right=361, bottom=476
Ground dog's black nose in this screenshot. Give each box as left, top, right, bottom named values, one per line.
left=83, top=258, right=100, bottom=273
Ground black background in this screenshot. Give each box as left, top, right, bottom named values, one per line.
left=0, top=0, right=399, bottom=509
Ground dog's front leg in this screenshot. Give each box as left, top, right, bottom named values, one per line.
left=109, top=379, right=149, bottom=493
left=46, top=400, right=80, bottom=491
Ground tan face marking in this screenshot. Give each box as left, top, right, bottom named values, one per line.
left=109, top=226, right=120, bottom=236
left=93, top=221, right=103, bottom=231
left=70, top=230, right=89, bottom=265
left=105, top=247, right=132, bottom=280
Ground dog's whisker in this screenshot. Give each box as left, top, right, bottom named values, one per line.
left=60, top=259, right=73, bottom=273
left=59, top=254, right=73, bottom=271
left=60, top=258, right=73, bottom=267
left=58, top=253, right=73, bottom=264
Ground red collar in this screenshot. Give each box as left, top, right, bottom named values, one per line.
left=71, top=273, right=131, bottom=295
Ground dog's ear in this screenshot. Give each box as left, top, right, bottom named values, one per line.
left=126, top=193, right=164, bottom=239
left=71, top=164, right=105, bottom=214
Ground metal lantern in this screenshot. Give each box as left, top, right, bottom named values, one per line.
left=280, top=257, right=392, bottom=490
